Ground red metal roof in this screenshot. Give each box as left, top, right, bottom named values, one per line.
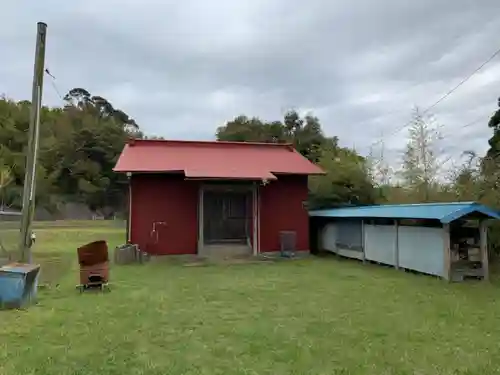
left=114, top=139, right=324, bottom=180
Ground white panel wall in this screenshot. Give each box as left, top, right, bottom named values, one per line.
left=317, top=220, right=446, bottom=278
left=398, top=226, right=444, bottom=277
left=364, top=224, right=397, bottom=266
left=320, top=223, right=364, bottom=260
left=321, top=223, right=337, bottom=252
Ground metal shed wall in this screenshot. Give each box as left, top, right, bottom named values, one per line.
left=320, top=221, right=364, bottom=260
left=398, top=225, right=445, bottom=277
left=315, top=218, right=446, bottom=277
left=364, top=224, right=397, bottom=266
left=321, top=223, right=337, bottom=252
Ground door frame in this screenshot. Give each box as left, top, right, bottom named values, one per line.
left=197, top=182, right=260, bottom=255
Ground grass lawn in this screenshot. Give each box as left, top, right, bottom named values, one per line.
left=2, top=222, right=500, bottom=374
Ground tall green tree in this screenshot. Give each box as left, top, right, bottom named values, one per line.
left=0, top=162, right=15, bottom=209
left=309, top=144, right=376, bottom=209
left=450, top=151, right=482, bottom=201
left=486, top=97, right=500, bottom=159
left=478, top=97, right=500, bottom=208
left=0, top=88, right=140, bottom=216
left=216, top=110, right=375, bottom=208
left=216, top=110, right=326, bottom=162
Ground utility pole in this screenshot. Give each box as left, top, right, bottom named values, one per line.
left=19, top=22, right=47, bottom=263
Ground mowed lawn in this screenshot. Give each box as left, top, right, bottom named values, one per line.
left=2, top=223, right=500, bottom=374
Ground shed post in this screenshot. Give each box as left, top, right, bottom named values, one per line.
left=394, top=220, right=399, bottom=270
left=257, top=184, right=261, bottom=254
left=443, top=223, right=451, bottom=281
left=361, top=220, right=366, bottom=263
left=126, top=172, right=132, bottom=243
left=480, top=220, right=489, bottom=282
left=252, top=182, right=258, bottom=256
left=197, top=185, right=204, bottom=254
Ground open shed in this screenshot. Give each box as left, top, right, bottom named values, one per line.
left=310, top=202, right=500, bottom=281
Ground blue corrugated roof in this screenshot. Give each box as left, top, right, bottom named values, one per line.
left=309, top=202, right=500, bottom=223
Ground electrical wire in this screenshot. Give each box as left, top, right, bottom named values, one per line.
left=44, top=68, right=65, bottom=101
left=369, top=112, right=494, bottom=177
left=368, top=45, right=500, bottom=148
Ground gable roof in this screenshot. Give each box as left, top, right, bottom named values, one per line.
left=114, top=139, right=324, bottom=180
left=309, top=202, right=500, bottom=223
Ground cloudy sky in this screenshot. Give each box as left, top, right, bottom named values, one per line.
left=2, top=0, right=500, bottom=167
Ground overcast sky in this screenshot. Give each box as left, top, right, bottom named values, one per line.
left=2, top=1, right=500, bottom=167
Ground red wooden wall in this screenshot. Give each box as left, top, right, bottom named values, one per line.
left=129, top=174, right=310, bottom=255
left=259, top=175, right=310, bottom=252
left=130, top=174, right=198, bottom=255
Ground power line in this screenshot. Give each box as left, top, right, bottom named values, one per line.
left=368, top=45, right=500, bottom=149
left=44, top=68, right=65, bottom=101
left=369, top=113, right=492, bottom=169
left=369, top=113, right=487, bottom=156
left=439, top=114, right=488, bottom=138
left=425, top=47, right=500, bottom=114
left=347, top=81, right=441, bottom=133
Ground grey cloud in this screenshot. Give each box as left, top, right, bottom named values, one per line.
left=1, top=0, right=500, bottom=170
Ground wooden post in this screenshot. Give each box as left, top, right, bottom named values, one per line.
left=197, top=185, right=204, bottom=254
left=252, top=182, right=258, bottom=256
left=394, top=220, right=399, bottom=270
left=19, top=22, right=47, bottom=263
left=256, top=183, right=260, bottom=254
left=126, top=172, right=132, bottom=243
left=480, top=220, right=489, bottom=282
left=443, top=224, right=451, bottom=281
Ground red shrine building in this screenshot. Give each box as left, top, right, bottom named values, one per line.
left=114, top=139, right=324, bottom=256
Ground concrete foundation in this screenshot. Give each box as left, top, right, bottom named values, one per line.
left=199, top=244, right=252, bottom=258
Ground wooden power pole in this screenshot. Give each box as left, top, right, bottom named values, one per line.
left=19, top=22, right=47, bottom=263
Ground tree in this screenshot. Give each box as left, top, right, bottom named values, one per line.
left=63, top=88, right=92, bottom=108
left=367, top=140, right=393, bottom=202
left=450, top=151, right=482, bottom=201
left=64, top=88, right=140, bottom=132
left=0, top=162, right=15, bottom=209
left=0, top=88, right=139, bottom=216
left=53, top=93, right=132, bottom=216
left=486, top=97, right=500, bottom=159
left=216, top=115, right=288, bottom=144
left=481, top=97, right=500, bottom=206
left=398, top=107, right=442, bottom=202
left=216, top=110, right=326, bottom=162
left=309, top=144, right=376, bottom=209
left=216, top=110, right=375, bottom=208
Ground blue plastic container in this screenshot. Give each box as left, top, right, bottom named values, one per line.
left=0, top=263, right=40, bottom=309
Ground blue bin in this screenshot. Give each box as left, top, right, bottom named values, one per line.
left=0, top=263, right=40, bottom=309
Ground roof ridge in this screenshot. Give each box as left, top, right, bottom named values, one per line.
left=128, top=138, right=294, bottom=148
left=332, top=202, right=477, bottom=210
left=309, top=202, right=499, bottom=222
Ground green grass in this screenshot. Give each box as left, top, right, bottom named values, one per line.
left=2, top=222, right=500, bottom=374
